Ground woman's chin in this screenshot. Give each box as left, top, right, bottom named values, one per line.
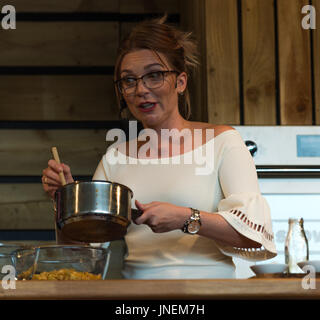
left=138, top=114, right=161, bottom=128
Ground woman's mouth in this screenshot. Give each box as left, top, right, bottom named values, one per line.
left=138, top=102, right=157, bottom=112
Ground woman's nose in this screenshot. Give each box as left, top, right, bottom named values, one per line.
left=135, top=78, right=149, bottom=95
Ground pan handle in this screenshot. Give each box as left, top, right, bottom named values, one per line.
left=131, top=208, right=143, bottom=222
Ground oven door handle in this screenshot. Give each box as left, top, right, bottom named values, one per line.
left=257, top=166, right=320, bottom=178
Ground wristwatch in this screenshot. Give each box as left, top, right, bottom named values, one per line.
left=182, top=208, right=201, bottom=234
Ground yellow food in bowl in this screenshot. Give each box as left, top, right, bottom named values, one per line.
left=26, top=268, right=101, bottom=280
left=18, top=267, right=33, bottom=280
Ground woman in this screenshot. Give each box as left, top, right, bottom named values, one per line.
left=42, top=17, right=277, bottom=279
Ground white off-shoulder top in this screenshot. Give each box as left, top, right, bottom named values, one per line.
left=93, top=129, right=277, bottom=279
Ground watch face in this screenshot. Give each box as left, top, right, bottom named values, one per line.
left=187, top=220, right=201, bottom=234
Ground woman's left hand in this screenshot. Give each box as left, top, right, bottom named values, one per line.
left=134, top=200, right=190, bottom=233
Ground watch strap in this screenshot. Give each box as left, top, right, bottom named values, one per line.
left=182, top=208, right=201, bottom=233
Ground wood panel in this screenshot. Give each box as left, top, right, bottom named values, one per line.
left=119, top=0, right=179, bottom=13
left=0, top=129, right=110, bottom=175
left=205, top=0, right=240, bottom=125
left=120, top=20, right=180, bottom=41
left=9, top=0, right=180, bottom=13
left=0, top=184, right=53, bottom=229
left=120, top=22, right=137, bottom=41
left=180, top=0, right=208, bottom=122
left=6, top=0, right=119, bottom=12
left=314, top=0, right=320, bottom=124
left=0, top=75, right=118, bottom=121
left=242, top=0, right=276, bottom=125
left=277, top=0, right=313, bottom=125
left=0, top=22, right=118, bottom=66
left=7, top=0, right=180, bottom=13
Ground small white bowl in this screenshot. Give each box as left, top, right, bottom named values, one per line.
left=250, top=263, right=288, bottom=275
left=297, top=261, right=320, bottom=273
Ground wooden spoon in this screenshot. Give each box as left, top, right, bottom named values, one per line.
left=51, top=147, right=67, bottom=186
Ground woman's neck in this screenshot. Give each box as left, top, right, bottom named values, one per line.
left=141, top=114, right=191, bottom=137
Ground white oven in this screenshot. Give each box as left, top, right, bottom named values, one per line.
left=232, top=126, right=320, bottom=278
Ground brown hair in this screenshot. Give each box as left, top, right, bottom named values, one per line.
left=114, top=15, right=199, bottom=120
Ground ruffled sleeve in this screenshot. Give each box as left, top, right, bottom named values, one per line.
left=214, top=131, right=277, bottom=261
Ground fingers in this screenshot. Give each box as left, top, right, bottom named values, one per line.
left=42, top=173, right=59, bottom=187
left=135, top=199, right=156, bottom=211
left=133, top=201, right=181, bottom=233
left=48, top=159, right=64, bottom=174
left=43, top=160, right=63, bottom=185
left=61, top=163, right=73, bottom=183
left=42, top=178, right=59, bottom=199
left=43, top=161, right=73, bottom=185
left=42, top=160, right=74, bottom=199
left=134, top=200, right=148, bottom=225
left=134, top=200, right=159, bottom=225
left=135, top=199, right=145, bottom=211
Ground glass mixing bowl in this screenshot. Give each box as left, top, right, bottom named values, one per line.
left=0, top=244, right=30, bottom=280
left=12, top=247, right=37, bottom=280
left=13, top=245, right=111, bottom=280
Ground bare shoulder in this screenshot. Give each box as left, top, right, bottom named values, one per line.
left=211, top=125, right=236, bottom=137
left=191, top=122, right=235, bottom=137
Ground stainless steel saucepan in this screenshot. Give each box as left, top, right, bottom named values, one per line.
left=54, top=180, right=142, bottom=243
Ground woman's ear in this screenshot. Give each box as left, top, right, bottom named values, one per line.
left=176, top=72, right=187, bottom=94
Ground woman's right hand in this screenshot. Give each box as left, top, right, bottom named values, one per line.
left=42, top=160, right=74, bottom=199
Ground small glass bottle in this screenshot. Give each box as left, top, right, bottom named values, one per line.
left=285, top=218, right=309, bottom=273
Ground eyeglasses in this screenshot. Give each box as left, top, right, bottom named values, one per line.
left=115, top=70, right=179, bottom=96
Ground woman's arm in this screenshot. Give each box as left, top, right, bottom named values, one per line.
left=134, top=200, right=261, bottom=249
left=197, top=210, right=262, bottom=248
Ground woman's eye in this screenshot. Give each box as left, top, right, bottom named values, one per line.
left=147, top=72, right=162, bottom=80
left=123, top=77, right=136, bottom=85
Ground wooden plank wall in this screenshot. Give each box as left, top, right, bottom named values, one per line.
left=242, top=0, right=277, bottom=125
left=206, top=0, right=240, bottom=125
left=180, top=0, right=208, bottom=123
left=277, top=0, right=312, bottom=124
left=314, top=0, right=320, bottom=124
left=0, top=0, right=180, bottom=240
left=192, top=0, right=319, bottom=125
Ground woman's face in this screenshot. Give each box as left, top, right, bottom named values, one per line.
left=119, top=49, right=187, bottom=128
